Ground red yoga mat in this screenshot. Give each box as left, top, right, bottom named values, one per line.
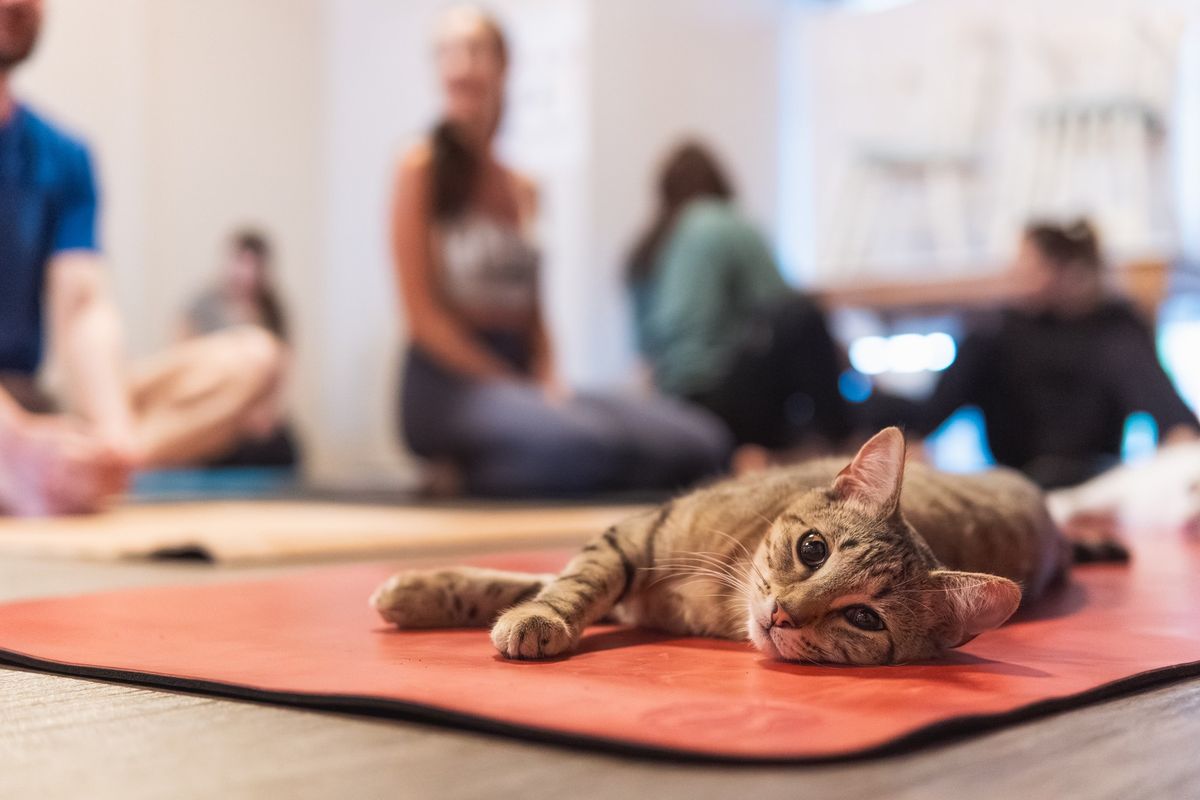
left=1, top=536, right=1198, bottom=762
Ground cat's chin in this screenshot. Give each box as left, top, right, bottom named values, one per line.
left=747, top=622, right=783, bottom=660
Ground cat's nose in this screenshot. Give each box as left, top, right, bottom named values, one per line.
left=771, top=603, right=794, bottom=629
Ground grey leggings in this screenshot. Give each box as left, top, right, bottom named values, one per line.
left=400, top=348, right=732, bottom=497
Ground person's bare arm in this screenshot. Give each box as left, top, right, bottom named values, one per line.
left=46, top=253, right=138, bottom=460
left=392, top=147, right=515, bottom=380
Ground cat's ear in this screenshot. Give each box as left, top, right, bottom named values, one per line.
left=930, top=570, right=1022, bottom=649
left=832, top=427, right=906, bottom=515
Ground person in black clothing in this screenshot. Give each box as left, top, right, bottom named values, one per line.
left=911, top=220, right=1198, bottom=489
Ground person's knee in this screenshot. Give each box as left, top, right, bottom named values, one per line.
left=228, top=326, right=285, bottom=385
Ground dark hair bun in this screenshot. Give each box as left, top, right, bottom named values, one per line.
left=1024, top=218, right=1102, bottom=271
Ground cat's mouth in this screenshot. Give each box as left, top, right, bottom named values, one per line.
left=767, top=626, right=796, bottom=658
left=747, top=617, right=783, bottom=659
left=759, top=629, right=783, bottom=660
left=766, top=625, right=820, bottom=662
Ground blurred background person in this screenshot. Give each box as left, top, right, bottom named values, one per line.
left=392, top=7, right=730, bottom=497
left=907, top=220, right=1199, bottom=488
left=184, top=230, right=288, bottom=341
left=180, top=230, right=299, bottom=468
left=627, top=141, right=850, bottom=464
left=0, top=0, right=286, bottom=515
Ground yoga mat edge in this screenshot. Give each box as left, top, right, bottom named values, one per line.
left=1, top=645, right=1197, bottom=765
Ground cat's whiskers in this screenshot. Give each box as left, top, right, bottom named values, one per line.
left=658, top=565, right=751, bottom=595
left=669, top=577, right=747, bottom=596
left=750, top=508, right=776, bottom=529
left=706, top=529, right=770, bottom=589
left=657, top=553, right=738, bottom=573
left=678, top=566, right=756, bottom=597
left=672, top=545, right=766, bottom=597
left=664, top=547, right=743, bottom=568
left=653, top=552, right=752, bottom=585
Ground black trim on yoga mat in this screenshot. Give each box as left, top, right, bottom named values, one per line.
left=1, top=647, right=1198, bottom=765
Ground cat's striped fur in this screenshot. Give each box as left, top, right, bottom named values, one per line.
left=372, top=428, right=1069, bottom=665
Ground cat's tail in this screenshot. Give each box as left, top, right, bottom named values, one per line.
left=371, top=566, right=555, bottom=629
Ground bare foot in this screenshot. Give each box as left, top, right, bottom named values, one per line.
left=0, top=414, right=131, bottom=517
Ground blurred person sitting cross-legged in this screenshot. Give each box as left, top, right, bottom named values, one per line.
left=627, top=141, right=851, bottom=467
left=180, top=230, right=299, bottom=468
left=907, top=219, right=1199, bottom=489
left=0, top=0, right=285, bottom=516
left=183, top=230, right=288, bottom=343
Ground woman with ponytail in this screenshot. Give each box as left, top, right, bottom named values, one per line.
left=392, top=7, right=730, bottom=497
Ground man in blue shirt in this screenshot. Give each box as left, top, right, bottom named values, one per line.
left=0, top=0, right=285, bottom=515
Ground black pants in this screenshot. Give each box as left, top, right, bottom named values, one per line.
left=689, top=294, right=850, bottom=450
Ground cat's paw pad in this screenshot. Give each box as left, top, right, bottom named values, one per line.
left=491, top=604, right=576, bottom=659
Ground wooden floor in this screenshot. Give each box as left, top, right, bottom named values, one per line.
left=2, top=554, right=1199, bottom=799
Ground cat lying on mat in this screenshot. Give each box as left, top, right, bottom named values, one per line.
left=373, top=428, right=1080, bottom=665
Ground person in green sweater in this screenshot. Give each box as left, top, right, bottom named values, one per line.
left=628, top=142, right=849, bottom=456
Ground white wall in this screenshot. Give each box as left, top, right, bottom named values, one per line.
left=587, top=0, right=784, bottom=383
left=781, top=0, right=1197, bottom=282
left=319, top=0, right=442, bottom=484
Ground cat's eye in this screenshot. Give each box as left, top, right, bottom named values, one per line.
left=797, top=533, right=827, bottom=568
left=844, top=606, right=885, bottom=631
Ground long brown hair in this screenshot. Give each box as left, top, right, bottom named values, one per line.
left=430, top=10, right=509, bottom=222
left=627, top=141, right=735, bottom=281
left=232, top=229, right=288, bottom=341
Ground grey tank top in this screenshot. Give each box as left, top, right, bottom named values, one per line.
left=438, top=214, right=540, bottom=321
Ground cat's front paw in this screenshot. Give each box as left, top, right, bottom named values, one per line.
left=370, top=571, right=450, bottom=628
left=491, top=603, right=576, bottom=659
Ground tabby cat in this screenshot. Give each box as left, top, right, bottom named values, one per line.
left=372, top=428, right=1070, bottom=665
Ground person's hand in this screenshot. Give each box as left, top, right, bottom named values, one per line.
left=0, top=413, right=131, bottom=517
left=1164, top=424, right=1200, bottom=448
